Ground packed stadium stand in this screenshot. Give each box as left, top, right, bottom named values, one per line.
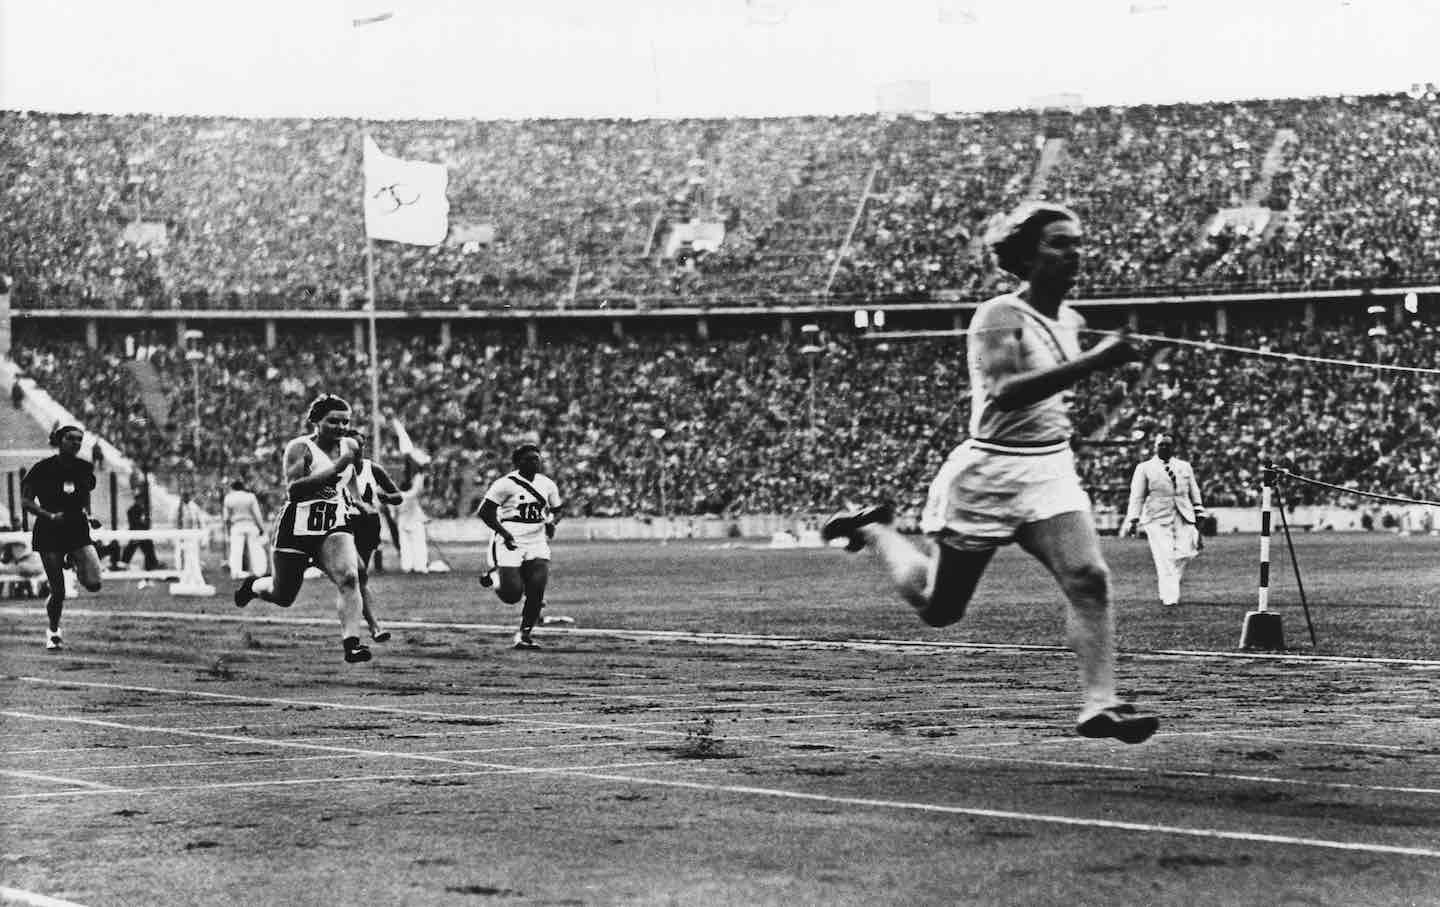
left=8, top=299, right=1435, bottom=525
left=3, top=94, right=1437, bottom=525
left=3, top=93, right=1439, bottom=311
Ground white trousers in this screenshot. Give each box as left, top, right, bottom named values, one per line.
left=228, top=523, right=267, bottom=577
left=398, top=522, right=429, bottom=572
left=1143, top=520, right=1199, bottom=606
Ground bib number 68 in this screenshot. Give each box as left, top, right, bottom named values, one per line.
left=305, top=501, right=339, bottom=532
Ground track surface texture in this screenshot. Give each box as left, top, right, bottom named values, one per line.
left=3, top=534, right=1439, bottom=906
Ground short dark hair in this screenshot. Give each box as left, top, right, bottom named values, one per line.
left=988, top=202, right=1080, bottom=278
left=511, top=443, right=541, bottom=466
left=306, top=394, right=350, bottom=424
left=49, top=424, right=82, bottom=447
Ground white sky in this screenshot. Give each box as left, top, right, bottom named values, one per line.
left=1, top=0, right=1436, bottom=120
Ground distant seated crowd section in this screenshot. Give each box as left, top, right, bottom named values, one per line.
left=10, top=306, right=1436, bottom=521
left=3, top=93, right=1438, bottom=313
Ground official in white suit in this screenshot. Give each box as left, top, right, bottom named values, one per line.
left=1124, top=434, right=1206, bottom=606
left=396, top=467, right=430, bottom=573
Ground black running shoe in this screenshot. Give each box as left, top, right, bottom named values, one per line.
left=233, top=575, right=257, bottom=608
left=342, top=637, right=373, bottom=663
left=1076, top=703, right=1159, bottom=744
left=820, top=503, right=895, bottom=552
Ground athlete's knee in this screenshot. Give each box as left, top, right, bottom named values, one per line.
left=497, top=585, right=523, bottom=605
left=1058, top=560, right=1111, bottom=604
left=79, top=578, right=101, bottom=593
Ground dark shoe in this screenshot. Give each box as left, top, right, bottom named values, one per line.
left=233, top=575, right=257, bottom=608
left=821, top=503, right=895, bottom=552
left=369, top=628, right=392, bottom=643
left=1077, top=703, right=1159, bottom=744
left=512, top=630, right=539, bottom=650
left=342, top=637, right=372, bottom=663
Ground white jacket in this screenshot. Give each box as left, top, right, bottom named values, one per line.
left=1124, top=456, right=1206, bottom=528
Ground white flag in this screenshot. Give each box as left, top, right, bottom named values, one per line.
left=362, top=135, right=449, bottom=246
left=392, top=416, right=432, bottom=465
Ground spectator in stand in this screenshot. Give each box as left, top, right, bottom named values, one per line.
left=4, top=98, right=1436, bottom=315
left=9, top=300, right=1436, bottom=526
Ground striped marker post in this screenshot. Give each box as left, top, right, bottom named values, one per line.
left=1240, top=466, right=1285, bottom=650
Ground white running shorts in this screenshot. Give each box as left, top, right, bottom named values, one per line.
left=491, top=532, right=551, bottom=567
left=921, top=438, right=1091, bottom=549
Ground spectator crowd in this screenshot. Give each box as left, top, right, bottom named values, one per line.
left=3, top=93, right=1438, bottom=312
left=10, top=303, right=1437, bottom=523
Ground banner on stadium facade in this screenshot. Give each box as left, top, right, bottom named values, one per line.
left=665, top=221, right=726, bottom=257
left=122, top=221, right=169, bottom=250
left=362, top=135, right=450, bottom=246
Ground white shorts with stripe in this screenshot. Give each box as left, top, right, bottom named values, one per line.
left=920, top=438, right=1091, bottom=549
left=490, top=531, right=551, bottom=567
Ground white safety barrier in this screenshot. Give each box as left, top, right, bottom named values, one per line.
left=0, top=528, right=215, bottom=597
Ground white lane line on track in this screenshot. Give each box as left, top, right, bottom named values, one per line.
left=2, top=761, right=680, bottom=800
left=567, top=773, right=1440, bottom=860
left=6, top=708, right=1440, bottom=859
left=0, top=709, right=685, bottom=782
left=659, top=740, right=1440, bottom=799
left=11, top=671, right=1439, bottom=765
left=14, top=723, right=1440, bottom=804
left=0, top=886, right=88, bottom=907
left=8, top=606, right=1440, bottom=666
left=6, top=675, right=1067, bottom=740
left=0, top=769, right=120, bottom=790
left=11, top=674, right=1440, bottom=775
left=1166, top=731, right=1434, bottom=751
left=9, top=676, right=1440, bottom=811
left=3, top=738, right=658, bottom=775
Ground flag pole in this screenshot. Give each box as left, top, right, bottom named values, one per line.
left=364, top=234, right=382, bottom=453
left=351, top=14, right=391, bottom=455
